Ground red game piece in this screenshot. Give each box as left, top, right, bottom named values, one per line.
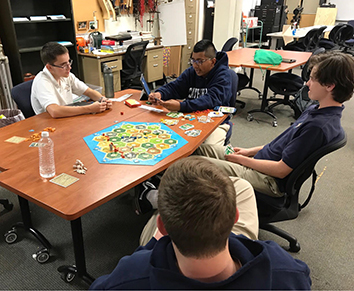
left=120, top=112, right=124, bottom=115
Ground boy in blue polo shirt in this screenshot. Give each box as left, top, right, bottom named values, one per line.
left=194, top=51, right=354, bottom=197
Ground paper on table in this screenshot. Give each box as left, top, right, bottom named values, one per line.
left=13, top=17, right=29, bottom=22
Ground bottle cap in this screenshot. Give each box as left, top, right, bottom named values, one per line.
left=41, top=131, right=49, bottom=138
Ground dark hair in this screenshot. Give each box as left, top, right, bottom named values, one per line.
left=158, top=156, right=236, bottom=258
left=193, top=39, right=217, bottom=59
left=309, top=51, right=354, bottom=103
left=40, top=42, right=68, bottom=65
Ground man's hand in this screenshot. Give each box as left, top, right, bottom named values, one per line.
left=158, top=99, right=181, bottom=111
left=148, top=92, right=162, bottom=104
left=100, top=97, right=112, bottom=110
left=90, top=101, right=107, bottom=113
left=225, top=153, right=246, bottom=164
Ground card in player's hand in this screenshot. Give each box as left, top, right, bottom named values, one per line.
left=224, top=144, right=235, bottom=155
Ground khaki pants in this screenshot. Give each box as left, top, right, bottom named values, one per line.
left=203, top=123, right=230, bottom=146
left=194, top=144, right=283, bottom=197
left=140, top=177, right=259, bottom=246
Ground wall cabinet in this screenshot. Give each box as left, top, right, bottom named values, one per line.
left=0, top=0, right=79, bottom=86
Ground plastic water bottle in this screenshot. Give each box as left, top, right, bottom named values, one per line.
left=38, top=131, right=55, bottom=178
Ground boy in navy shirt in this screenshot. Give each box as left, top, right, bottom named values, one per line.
left=90, top=157, right=311, bottom=290
left=149, top=39, right=235, bottom=145
left=195, top=51, right=354, bottom=196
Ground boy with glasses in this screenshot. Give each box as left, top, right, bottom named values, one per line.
left=31, top=42, right=112, bottom=118
left=148, top=39, right=235, bottom=145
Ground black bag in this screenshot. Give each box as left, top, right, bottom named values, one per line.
left=293, top=85, right=318, bottom=119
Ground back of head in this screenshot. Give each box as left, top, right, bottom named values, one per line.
left=193, top=39, right=217, bottom=59
left=158, top=156, right=236, bottom=258
left=40, top=42, right=68, bottom=65
left=309, top=51, right=354, bottom=103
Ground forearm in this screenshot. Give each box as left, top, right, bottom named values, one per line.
left=83, top=88, right=102, bottom=101
left=248, top=146, right=264, bottom=156
left=232, top=155, right=292, bottom=178
left=46, top=104, right=93, bottom=118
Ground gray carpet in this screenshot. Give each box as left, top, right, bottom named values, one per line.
left=1, top=68, right=353, bottom=289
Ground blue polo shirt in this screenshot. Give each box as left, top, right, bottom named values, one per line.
left=254, top=104, right=344, bottom=192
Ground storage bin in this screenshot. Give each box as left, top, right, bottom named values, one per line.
left=0, top=109, right=25, bottom=128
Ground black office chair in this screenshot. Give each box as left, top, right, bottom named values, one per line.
left=221, top=37, right=238, bottom=51
left=120, top=41, right=149, bottom=90
left=266, top=47, right=325, bottom=117
left=332, top=24, right=354, bottom=53
left=224, top=69, right=238, bottom=145
left=0, top=199, right=13, bottom=211
left=318, top=23, right=345, bottom=50
left=283, top=27, right=324, bottom=52
left=11, top=80, right=35, bottom=118
left=256, top=129, right=347, bottom=252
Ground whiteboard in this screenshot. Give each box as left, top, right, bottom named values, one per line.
left=332, top=0, right=354, bottom=21
left=159, top=0, right=187, bottom=46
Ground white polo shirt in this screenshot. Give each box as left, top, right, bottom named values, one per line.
left=31, top=67, right=88, bottom=114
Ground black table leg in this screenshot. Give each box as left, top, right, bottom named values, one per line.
left=247, top=70, right=278, bottom=126
left=4, top=196, right=52, bottom=263
left=57, top=218, right=95, bottom=285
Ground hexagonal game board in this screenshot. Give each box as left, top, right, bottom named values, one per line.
left=84, top=122, right=188, bottom=165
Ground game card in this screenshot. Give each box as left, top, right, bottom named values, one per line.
left=225, top=144, right=235, bottom=155
left=179, top=123, right=194, bottom=131
left=50, top=173, right=79, bottom=188
left=185, top=129, right=202, bottom=137
left=5, top=136, right=27, bottom=144
left=166, top=112, right=184, bottom=118
left=29, top=142, right=39, bottom=147
left=161, top=119, right=179, bottom=126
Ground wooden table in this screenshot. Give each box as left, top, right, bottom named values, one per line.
left=0, top=90, right=227, bottom=284
left=227, top=48, right=311, bottom=126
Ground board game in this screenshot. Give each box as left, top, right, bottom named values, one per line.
left=84, top=122, right=188, bottom=166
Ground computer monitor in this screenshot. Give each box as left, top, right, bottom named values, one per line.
left=140, top=74, right=150, bottom=100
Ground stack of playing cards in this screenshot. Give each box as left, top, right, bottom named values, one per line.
left=224, top=144, right=235, bottom=155
left=179, top=123, right=194, bottom=130
left=166, top=112, right=184, bottom=118
left=185, top=129, right=202, bottom=137
left=161, top=119, right=179, bottom=126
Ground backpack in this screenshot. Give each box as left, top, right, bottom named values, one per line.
left=293, top=85, right=318, bottom=119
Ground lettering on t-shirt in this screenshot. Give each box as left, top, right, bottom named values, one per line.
left=188, top=88, right=207, bottom=99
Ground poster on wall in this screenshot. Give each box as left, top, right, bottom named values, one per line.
left=159, top=0, right=187, bottom=46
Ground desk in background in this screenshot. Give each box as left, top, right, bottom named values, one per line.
left=227, top=48, right=311, bottom=126
left=267, top=25, right=334, bottom=49
left=78, top=45, right=164, bottom=95
left=0, top=90, right=227, bottom=284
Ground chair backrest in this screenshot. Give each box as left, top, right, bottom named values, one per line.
left=257, top=128, right=347, bottom=223
left=303, top=28, right=321, bottom=51
left=11, top=80, right=35, bottom=118
left=328, top=23, right=345, bottom=42
left=121, top=41, right=149, bottom=79
left=333, top=24, right=354, bottom=46
left=221, top=37, right=238, bottom=52
left=301, top=47, right=326, bottom=81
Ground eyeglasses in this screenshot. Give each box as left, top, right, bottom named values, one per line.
left=189, top=58, right=211, bottom=66
left=50, top=59, right=73, bottom=69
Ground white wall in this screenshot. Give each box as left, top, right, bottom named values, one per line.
left=213, top=0, right=243, bottom=51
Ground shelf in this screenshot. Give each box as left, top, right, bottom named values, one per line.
left=14, top=18, right=71, bottom=24
left=19, top=43, right=74, bottom=53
